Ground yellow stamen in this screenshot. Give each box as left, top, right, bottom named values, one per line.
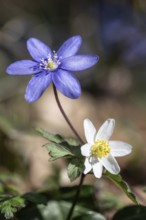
left=91, top=140, right=110, bottom=158
left=47, top=61, right=57, bottom=70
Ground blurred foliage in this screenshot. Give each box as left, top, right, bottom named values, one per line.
left=0, top=183, right=103, bottom=220
left=113, top=205, right=146, bottom=220
left=17, top=200, right=106, bottom=220
left=0, top=179, right=144, bottom=220
left=0, top=116, right=28, bottom=175
left=0, top=196, right=25, bottom=219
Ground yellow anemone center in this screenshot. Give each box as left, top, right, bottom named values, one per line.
left=91, top=140, right=111, bottom=158
left=47, top=61, right=57, bottom=70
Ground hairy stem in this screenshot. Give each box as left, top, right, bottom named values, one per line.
left=66, top=173, right=85, bottom=220
left=53, top=84, right=84, bottom=144
left=53, top=85, right=85, bottom=220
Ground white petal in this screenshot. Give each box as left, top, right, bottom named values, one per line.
left=84, top=158, right=92, bottom=174
left=110, top=141, right=132, bottom=157
left=99, top=154, right=120, bottom=174
left=81, top=143, right=91, bottom=156
left=93, top=162, right=103, bottom=178
left=84, top=119, right=96, bottom=143
left=96, top=119, right=115, bottom=140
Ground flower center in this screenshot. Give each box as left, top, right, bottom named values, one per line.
left=91, top=140, right=111, bottom=158
left=39, top=51, right=61, bottom=71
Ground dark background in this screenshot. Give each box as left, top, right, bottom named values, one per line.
left=1, top=0, right=146, bottom=98
left=0, top=0, right=146, bottom=193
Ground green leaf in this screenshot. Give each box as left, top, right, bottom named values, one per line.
left=64, top=137, right=80, bottom=146
left=23, top=192, right=48, bottom=205
left=44, top=143, right=73, bottom=160
left=38, top=201, right=66, bottom=220
left=37, top=128, right=82, bottom=160
left=66, top=145, right=82, bottom=158
left=60, top=185, right=94, bottom=200
left=113, top=205, right=146, bottom=220
left=0, top=203, right=16, bottom=219
left=105, top=171, right=138, bottom=204
left=36, top=128, right=63, bottom=143
left=67, top=158, right=84, bottom=181
left=36, top=128, right=81, bottom=145
left=32, top=201, right=106, bottom=220
left=73, top=212, right=106, bottom=220
left=0, top=196, right=25, bottom=219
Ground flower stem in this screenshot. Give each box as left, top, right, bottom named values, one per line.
left=53, top=84, right=84, bottom=144
left=53, top=85, right=85, bottom=220
left=66, top=173, right=85, bottom=220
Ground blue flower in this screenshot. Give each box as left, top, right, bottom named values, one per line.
left=6, top=36, right=99, bottom=102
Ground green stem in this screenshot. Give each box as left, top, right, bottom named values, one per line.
left=53, top=84, right=84, bottom=144
left=53, top=85, right=85, bottom=220
left=66, top=173, right=85, bottom=220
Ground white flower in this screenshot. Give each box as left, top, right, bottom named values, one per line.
left=81, top=118, right=132, bottom=178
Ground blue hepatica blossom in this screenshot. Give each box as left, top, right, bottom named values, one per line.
left=6, top=36, right=99, bottom=102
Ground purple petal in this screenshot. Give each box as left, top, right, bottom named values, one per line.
left=61, top=55, right=99, bottom=71
left=52, top=69, right=81, bottom=99
left=6, top=60, right=39, bottom=75
left=27, top=38, right=52, bottom=62
left=25, top=72, right=52, bottom=103
left=57, top=36, right=82, bottom=59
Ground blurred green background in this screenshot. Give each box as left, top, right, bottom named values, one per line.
left=0, top=0, right=146, bottom=206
